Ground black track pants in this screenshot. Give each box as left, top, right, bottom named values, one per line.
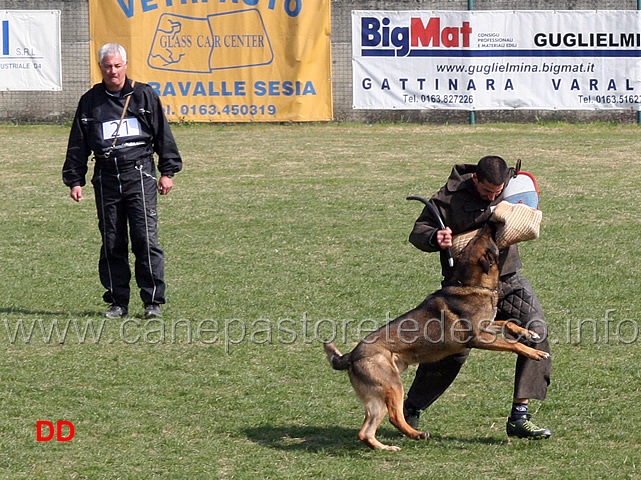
left=92, top=157, right=165, bottom=307
left=406, top=272, right=551, bottom=410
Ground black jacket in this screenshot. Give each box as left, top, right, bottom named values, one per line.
left=63, top=78, right=182, bottom=187
left=409, top=164, right=522, bottom=278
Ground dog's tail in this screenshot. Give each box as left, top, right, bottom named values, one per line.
left=324, top=342, right=351, bottom=370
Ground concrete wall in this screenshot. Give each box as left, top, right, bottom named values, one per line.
left=1, top=0, right=638, bottom=123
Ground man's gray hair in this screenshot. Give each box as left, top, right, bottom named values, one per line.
left=98, top=43, right=127, bottom=65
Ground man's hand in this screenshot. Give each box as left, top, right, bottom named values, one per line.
left=436, top=227, right=453, bottom=249
left=158, top=175, right=174, bottom=195
left=70, top=186, right=83, bottom=202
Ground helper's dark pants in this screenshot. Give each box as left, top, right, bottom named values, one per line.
left=92, top=156, right=165, bottom=308
left=406, top=272, right=551, bottom=410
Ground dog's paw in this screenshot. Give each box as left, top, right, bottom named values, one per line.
left=380, top=445, right=401, bottom=452
left=406, top=430, right=430, bottom=441
left=526, top=330, right=541, bottom=340
left=533, top=350, right=550, bottom=360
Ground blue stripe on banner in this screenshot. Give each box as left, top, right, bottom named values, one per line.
left=2, top=21, right=8, bottom=56
left=361, top=49, right=641, bottom=58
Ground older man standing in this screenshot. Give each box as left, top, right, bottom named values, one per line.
left=63, top=43, right=182, bottom=319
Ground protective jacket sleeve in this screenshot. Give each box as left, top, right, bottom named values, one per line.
left=147, top=87, right=182, bottom=177
left=409, top=199, right=442, bottom=252
left=62, top=104, right=92, bottom=188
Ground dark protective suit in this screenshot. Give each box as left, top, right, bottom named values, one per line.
left=406, top=164, right=550, bottom=410
left=63, top=78, right=182, bottom=308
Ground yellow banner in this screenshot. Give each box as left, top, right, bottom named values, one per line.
left=88, top=0, right=332, bottom=122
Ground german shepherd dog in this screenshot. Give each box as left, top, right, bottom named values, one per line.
left=324, top=224, right=550, bottom=451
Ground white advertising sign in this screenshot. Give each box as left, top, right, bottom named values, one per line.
left=352, top=10, right=641, bottom=111
left=0, top=10, right=62, bottom=91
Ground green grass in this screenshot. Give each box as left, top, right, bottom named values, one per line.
left=1, top=122, right=640, bottom=479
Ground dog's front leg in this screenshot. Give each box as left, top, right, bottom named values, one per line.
left=486, top=320, right=541, bottom=342
left=471, top=333, right=550, bottom=360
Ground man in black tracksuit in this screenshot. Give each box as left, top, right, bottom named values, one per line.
left=404, top=156, right=552, bottom=439
left=63, top=43, right=182, bottom=319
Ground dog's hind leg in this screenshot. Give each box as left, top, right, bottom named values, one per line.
left=386, top=385, right=430, bottom=442
left=358, top=396, right=400, bottom=451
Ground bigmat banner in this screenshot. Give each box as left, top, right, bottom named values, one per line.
left=353, top=10, right=641, bottom=111
left=0, top=10, right=62, bottom=91
left=89, top=0, right=332, bottom=122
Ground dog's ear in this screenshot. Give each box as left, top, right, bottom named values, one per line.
left=483, top=222, right=497, bottom=240
left=479, top=251, right=495, bottom=274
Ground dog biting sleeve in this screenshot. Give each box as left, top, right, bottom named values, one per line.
left=492, top=201, right=542, bottom=248
left=449, top=201, right=542, bottom=257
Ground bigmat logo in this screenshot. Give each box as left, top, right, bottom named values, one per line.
left=361, top=16, right=472, bottom=57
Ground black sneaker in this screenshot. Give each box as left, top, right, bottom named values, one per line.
left=506, top=415, right=551, bottom=439
left=104, top=305, right=128, bottom=318
left=144, top=304, right=162, bottom=319
left=404, top=405, right=421, bottom=430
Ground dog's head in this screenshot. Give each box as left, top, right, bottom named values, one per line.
left=450, top=223, right=500, bottom=288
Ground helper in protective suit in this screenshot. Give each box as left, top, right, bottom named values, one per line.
left=404, top=156, right=551, bottom=440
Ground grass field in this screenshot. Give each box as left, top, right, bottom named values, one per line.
left=1, top=122, right=640, bottom=479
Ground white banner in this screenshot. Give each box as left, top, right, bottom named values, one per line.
left=352, top=10, right=641, bottom=111
left=0, top=10, right=62, bottom=91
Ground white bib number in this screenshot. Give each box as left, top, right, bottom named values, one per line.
left=102, top=117, right=141, bottom=140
